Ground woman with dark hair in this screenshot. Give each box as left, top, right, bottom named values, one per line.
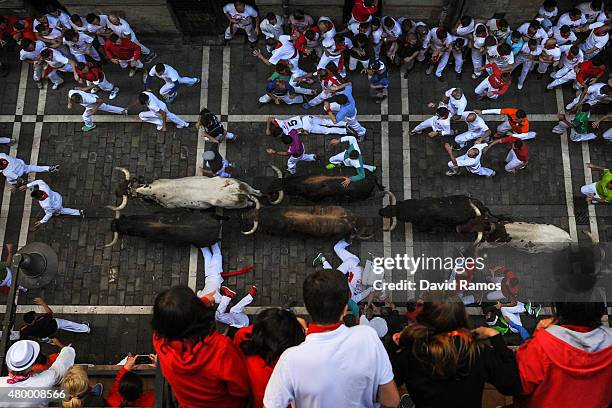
left=107, top=354, right=155, bottom=407
left=151, top=285, right=250, bottom=408
left=234, top=308, right=305, bottom=408
left=391, top=293, right=521, bottom=407
left=515, top=300, right=611, bottom=408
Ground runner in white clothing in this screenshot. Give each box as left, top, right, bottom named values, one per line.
left=453, top=111, right=491, bottom=149
left=19, top=39, right=46, bottom=88
left=40, top=48, right=78, bottom=90
left=67, top=90, right=126, bottom=132
left=445, top=139, right=495, bottom=177
left=513, top=39, right=542, bottom=90
left=107, top=14, right=156, bottom=62
left=546, top=44, right=584, bottom=89
left=24, top=180, right=83, bottom=230
left=138, top=91, right=189, bottom=131
left=428, top=87, right=467, bottom=118
left=566, top=82, right=611, bottom=111
left=62, top=29, right=100, bottom=62
left=0, top=153, right=57, bottom=190
left=267, top=115, right=349, bottom=136
left=410, top=106, right=452, bottom=138
left=215, top=286, right=257, bottom=328
left=196, top=243, right=224, bottom=303
left=144, top=63, right=200, bottom=103
left=223, top=1, right=260, bottom=46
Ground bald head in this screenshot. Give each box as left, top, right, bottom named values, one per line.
left=451, top=88, right=463, bottom=100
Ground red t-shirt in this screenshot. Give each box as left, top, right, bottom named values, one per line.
left=500, top=136, right=529, bottom=162
left=104, top=38, right=141, bottom=61
left=75, top=63, right=105, bottom=83
left=152, top=332, right=249, bottom=408
left=576, top=60, right=605, bottom=85
left=485, top=63, right=510, bottom=95
left=352, top=1, right=378, bottom=22
left=107, top=367, right=155, bottom=407
left=234, top=326, right=275, bottom=408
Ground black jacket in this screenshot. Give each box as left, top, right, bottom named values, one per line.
left=391, top=334, right=521, bottom=408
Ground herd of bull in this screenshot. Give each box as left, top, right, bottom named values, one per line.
left=103, top=166, right=597, bottom=255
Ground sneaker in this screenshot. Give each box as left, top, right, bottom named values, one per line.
left=194, top=78, right=201, bottom=85
left=122, top=109, right=128, bottom=116
left=49, top=165, right=60, bottom=173
left=176, top=122, right=189, bottom=129
left=81, top=124, right=96, bottom=132
left=144, top=52, right=158, bottom=63
left=425, top=66, right=433, bottom=75
left=302, top=102, right=312, bottom=110
left=370, top=166, right=377, bottom=173
left=51, top=82, right=62, bottom=90
left=446, top=169, right=459, bottom=176
left=80, top=209, right=85, bottom=218
left=471, top=73, right=480, bottom=79
left=109, top=87, right=119, bottom=100
left=91, top=383, right=103, bottom=397
left=128, top=68, right=136, bottom=78
left=220, top=286, right=236, bottom=299
left=35, top=81, right=43, bottom=89
left=248, top=285, right=258, bottom=297
left=8, top=138, right=16, bottom=146
left=357, top=134, right=365, bottom=143
left=89, top=86, right=99, bottom=94
left=488, top=170, right=496, bottom=177
left=325, top=163, right=335, bottom=170
left=83, top=321, right=91, bottom=333
left=517, top=83, right=523, bottom=90
left=312, top=252, right=326, bottom=267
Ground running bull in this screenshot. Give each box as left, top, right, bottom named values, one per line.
left=104, top=208, right=223, bottom=248
left=110, top=167, right=261, bottom=211
left=254, top=165, right=384, bottom=204
left=241, top=200, right=371, bottom=239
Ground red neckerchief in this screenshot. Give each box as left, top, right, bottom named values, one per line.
left=560, top=324, right=592, bottom=333
left=39, top=192, right=48, bottom=200
left=306, top=322, right=342, bottom=336
left=7, top=371, right=34, bottom=384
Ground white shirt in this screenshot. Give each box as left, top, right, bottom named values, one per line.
left=148, top=64, right=180, bottom=83
left=27, top=179, right=63, bottom=223
left=268, top=35, right=297, bottom=65
left=488, top=47, right=514, bottom=69
left=471, top=23, right=488, bottom=50
left=462, top=112, right=489, bottom=134
left=584, top=82, right=608, bottom=103
left=274, top=116, right=303, bottom=134
left=40, top=27, right=62, bottom=41
left=223, top=3, right=257, bottom=23
left=540, top=45, right=561, bottom=63
left=486, top=18, right=510, bottom=41
left=556, top=12, right=587, bottom=29
left=577, top=1, right=603, bottom=23
left=51, top=11, right=71, bottom=30
left=583, top=23, right=609, bottom=51
left=19, top=40, right=45, bottom=61
left=86, top=14, right=110, bottom=35
left=444, top=88, right=467, bottom=115
left=107, top=17, right=137, bottom=39
left=143, top=91, right=168, bottom=113
left=432, top=115, right=452, bottom=136
left=517, top=22, right=548, bottom=41
left=518, top=42, right=543, bottom=60
left=538, top=5, right=558, bottom=19
left=68, top=16, right=88, bottom=32
left=0, top=347, right=75, bottom=407
left=423, top=27, right=450, bottom=51
left=44, top=48, right=69, bottom=68
left=381, top=17, right=402, bottom=38
left=69, top=89, right=99, bottom=107
left=456, top=143, right=487, bottom=173
left=559, top=45, right=584, bottom=68
left=0, top=154, right=27, bottom=185
left=596, top=10, right=609, bottom=23
left=33, top=15, right=58, bottom=31
left=455, top=18, right=475, bottom=37
left=63, top=32, right=94, bottom=54
left=552, top=26, right=577, bottom=45
left=260, top=15, right=284, bottom=39
left=264, top=325, right=394, bottom=408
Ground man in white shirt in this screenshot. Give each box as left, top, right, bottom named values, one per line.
left=566, top=82, right=611, bottom=111
left=0, top=340, right=75, bottom=407
left=470, top=23, right=488, bottom=78
left=267, top=115, right=349, bottom=136
left=67, top=89, right=126, bottom=132
left=428, top=87, right=467, bottom=118
left=107, top=13, right=157, bottom=62
left=556, top=8, right=588, bottom=30
left=453, top=111, right=491, bottom=149
left=537, top=0, right=558, bottom=20
left=578, top=1, right=604, bottom=23
left=260, top=12, right=284, bottom=52
left=63, top=29, right=99, bottom=62
left=25, top=180, right=83, bottom=230
left=410, top=106, right=452, bottom=138
left=223, top=1, right=260, bottom=47
left=85, top=13, right=112, bottom=44
left=40, top=47, right=78, bottom=90
left=536, top=38, right=561, bottom=77
left=514, top=39, right=542, bottom=90
left=144, top=63, right=200, bottom=103
left=445, top=138, right=495, bottom=177
left=138, top=91, right=189, bottom=131
left=422, top=26, right=452, bottom=80
left=19, top=39, right=45, bottom=88
left=552, top=25, right=577, bottom=46
left=0, top=153, right=57, bottom=190
left=546, top=44, right=584, bottom=89
left=486, top=18, right=510, bottom=41
left=517, top=20, right=548, bottom=42
left=263, top=268, right=400, bottom=408
left=579, top=22, right=609, bottom=59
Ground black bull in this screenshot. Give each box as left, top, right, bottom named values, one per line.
left=379, top=195, right=496, bottom=232
left=253, top=165, right=383, bottom=204
left=105, top=209, right=223, bottom=248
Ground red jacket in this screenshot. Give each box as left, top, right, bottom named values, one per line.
left=485, top=63, right=510, bottom=95
left=153, top=332, right=250, bottom=408
left=576, top=60, right=605, bottom=85
left=516, top=325, right=612, bottom=408
left=104, top=38, right=141, bottom=61
left=234, top=326, right=275, bottom=408
left=352, top=1, right=378, bottom=22
left=107, top=367, right=155, bottom=407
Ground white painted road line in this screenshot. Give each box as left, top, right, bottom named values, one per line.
left=380, top=95, right=392, bottom=298
left=400, top=75, right=414, bottom=301
left=581, top=144, right=599, bottom=242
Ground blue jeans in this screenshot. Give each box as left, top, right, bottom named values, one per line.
left=508, top=319, right=530, bottom=341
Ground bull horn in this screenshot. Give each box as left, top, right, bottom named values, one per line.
left=469, top=201, right=482, bottom=217
left=115, top=166, right=131, bottom=180
left=382, top=191, right=397, bottom=232
left=269, top=165, right=284, bottom=205
left=474, top=231, right=483, bottom=245
left=107, top=195, right=128, bottom=211
left=242, top=197, right=260, bottom=235
left=104, top=232, right=119, bottom=248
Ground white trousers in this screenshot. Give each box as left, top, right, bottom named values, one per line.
left=475, top=77, right=500, bottom=99
left=566, top=94, right=603, bottom=111
left=537, top=61, right=552, bottom=74
left=486, top=277, right=505, bottom=301
left=581, top=182, right=601, bottom=199
left=46, top=65, right=74, bottom=85
left=552, top=121, right=597, bottom=142
left=349, top=56, right=369, bottom=71
left=304, top=116, right=347, bottom=135
left=500, top=302, right=525, bottom=333
left=433, top=51, right=450, bottom=77
left=32, top=63, right=44, bottom=82
left=322, top=240, right=372, bottom=303
left=516, top=58, right=535, bottom=87
left=70, top=48, right=100, bottom=63
left=317, top=53, right=344, bottom=75
left=52, top=206, right=81, bottom=217
left=118, top=59, right=144, bottom=70
left=329, top=102, right=366, bottom=136
left=225, top=20, right=258, bottom=43
left=329, top=151, right=375, bottom=172
left=496, top=120, right=537, bottom=140
left=139, top=110, right=188, bottom=130
left=455, top=129, right=486, bottom=147
left=55, top=318, right=89, bottom=333
left=412, top=117, right=442, bottom=134
left=215, top=294, right=253, bottom=328
left=505, top=149, right=526, bottom=172
left=307, top=89, right=334, bottom=107
left=547, top=66, right=576, bottom=89
left=196, top=244, right=223, bottom=303
left=159, top=76, right=199, bottom=96
left=471, top=48, right=484, bottom=75
left=448, top=160, right=494, bottom=177
left=87, top=77, right=115, bottom=92
left=82, top=103, right=124, bottom=126
left=259, top=93, right=303, bottom=104
left=287, top=152, right=315, bottom=174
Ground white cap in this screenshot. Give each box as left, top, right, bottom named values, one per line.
left=6, top=340, right=40, bottom=372
left=366, top=317, right=389, bottom=338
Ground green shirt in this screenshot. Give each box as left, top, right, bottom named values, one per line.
left=343, top=142, right=366, bottom=182
left=596, top=169, right=612, bottom=202
left=270, top=72, right=291, bottom=82
left=573, top=111, right=590, bottom=134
